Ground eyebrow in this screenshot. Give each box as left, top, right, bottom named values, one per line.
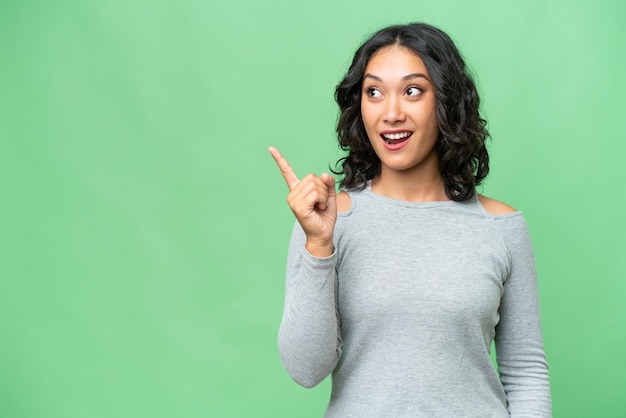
left=364, top=73, right=431, bottom=82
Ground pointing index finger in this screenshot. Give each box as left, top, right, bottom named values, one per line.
left=268, top=146, right=300, bottom=190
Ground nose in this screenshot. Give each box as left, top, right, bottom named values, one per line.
left=383, top=95, right=405, bottom=124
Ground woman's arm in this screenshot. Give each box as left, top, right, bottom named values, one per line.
left=268, top=147, right=344, bottom=387
left=495, top=214, right=552, bottom=417
left=277, top=222, right=342, bottom=388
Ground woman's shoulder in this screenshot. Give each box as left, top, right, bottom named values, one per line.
left=476, top=195, right=531, bottom=245
left=337, top=191, right=352, bottom=214
left=477, top=194, right=518, bottom=216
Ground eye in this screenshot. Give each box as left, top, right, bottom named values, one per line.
left=406, top=86, right=423, bottom=97
left=366, top=87, right=382, bottom=98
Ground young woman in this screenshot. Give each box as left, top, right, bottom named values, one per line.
left=269, top=22, right=551, bottom=417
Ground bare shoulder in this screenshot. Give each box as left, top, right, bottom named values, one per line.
left=337, top=191, right=352, bottom=214
left=478, top=194, right=517, bottom=215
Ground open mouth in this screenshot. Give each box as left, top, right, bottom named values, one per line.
left=381, top=131, right=413, bottom=145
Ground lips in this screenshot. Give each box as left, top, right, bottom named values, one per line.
left=380, top=130, right=413, bottom=151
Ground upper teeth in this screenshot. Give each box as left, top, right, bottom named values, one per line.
left=383, top=132, right=411, bottom=140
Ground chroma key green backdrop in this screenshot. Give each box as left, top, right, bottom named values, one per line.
left=1, top=0, right=625, bottom=417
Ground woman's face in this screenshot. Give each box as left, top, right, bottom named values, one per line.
left=360, top=45, right=440, bottom=176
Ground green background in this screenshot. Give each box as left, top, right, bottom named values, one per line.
left=1, top=0, right=624, bottom=417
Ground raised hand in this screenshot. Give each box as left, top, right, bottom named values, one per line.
left=269, top=146, right=336, bottom=257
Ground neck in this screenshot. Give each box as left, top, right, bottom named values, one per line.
left=371, top=162, right=449, bottom=203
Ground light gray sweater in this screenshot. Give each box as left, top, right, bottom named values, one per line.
left=278, top=187, right=551, bottom=417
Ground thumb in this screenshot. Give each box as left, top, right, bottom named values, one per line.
left=320, top=173, right=337, bottom=211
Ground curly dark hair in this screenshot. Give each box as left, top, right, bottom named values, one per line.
left=333, top=23, right=489, bottom=201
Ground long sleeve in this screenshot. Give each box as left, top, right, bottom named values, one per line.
left=277, top=222, right=342, bottom=388
left=494, top=215, right=552, bottom=417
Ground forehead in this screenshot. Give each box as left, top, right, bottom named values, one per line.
left=365, top=45, right=429, bottom=77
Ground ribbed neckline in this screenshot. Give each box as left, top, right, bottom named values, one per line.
left=361, top=180, right=469, bottom=209
left=343, top=181, right=523, bottom=218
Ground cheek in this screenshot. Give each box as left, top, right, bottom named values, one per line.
left=429, top=99, right=439, bottom=126
left=429, top=112, right=440, bottom=137
left=360, top=104, right=376, bottom=132
left=419, top=102, right=439, bottom=135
